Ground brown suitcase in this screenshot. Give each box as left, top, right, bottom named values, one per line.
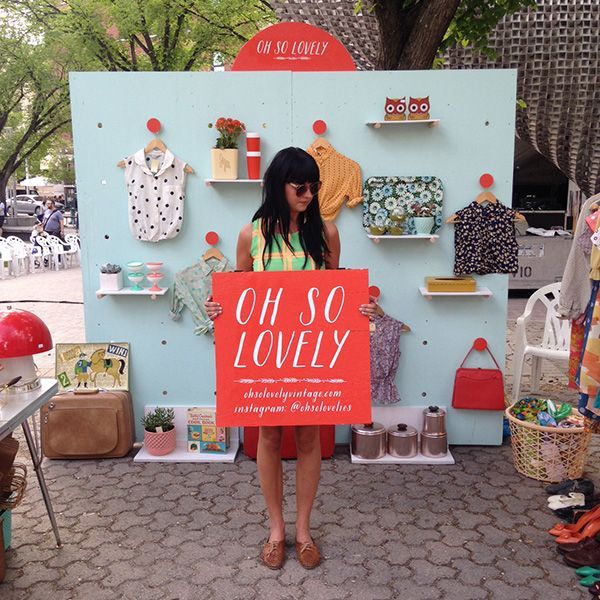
left=41, top=390, right=134, bottom=459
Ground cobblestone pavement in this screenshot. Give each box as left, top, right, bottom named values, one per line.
left=1, top=269, right=598, bottom=599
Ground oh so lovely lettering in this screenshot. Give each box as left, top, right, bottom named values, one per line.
left=255, top=39, right=330, bottom=57
left=232, top=286, right=349, bottom=369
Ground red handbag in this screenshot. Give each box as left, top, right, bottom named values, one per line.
left=452, top=339, right=505, bottom=410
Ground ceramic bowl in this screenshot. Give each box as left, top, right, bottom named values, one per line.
left=368, top=225, right=387, bottom=236
left=146, top=262, right=163, bottom=272
left=127, top=261, right=145, bottom=273
left=128, top=273, right=145, bottom=285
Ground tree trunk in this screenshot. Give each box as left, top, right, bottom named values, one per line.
left=375, top=0, right=461, bottom=70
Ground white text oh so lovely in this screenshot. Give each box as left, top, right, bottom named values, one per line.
left=232, top=286, right=350, bottom=369
left=255, top=39, right=330, bottom=57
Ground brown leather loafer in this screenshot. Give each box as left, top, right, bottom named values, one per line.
left=260, top=540, right=285, bottom=570
left=295, top=540, right=321, bottom=569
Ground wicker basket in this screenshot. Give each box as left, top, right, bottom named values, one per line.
left=0, top=463, right=27, bottom=510
left=505, top=405, right=592, bottom=482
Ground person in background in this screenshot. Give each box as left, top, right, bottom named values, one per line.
left=0, top=197, right=5, bottom=237
left=41, top=199, right=64, bottom=239
left=204, top=147, right=377, bottom=571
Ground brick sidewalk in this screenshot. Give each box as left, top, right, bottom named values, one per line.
left=1, top=269, right=597, bottom=599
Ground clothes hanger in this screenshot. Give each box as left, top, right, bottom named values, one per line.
left=116, top=139, right=194, bottom=173
left=201, top=246, right=224, bottom=262
left=371, top=303, right=411, bottom=332
left=309, top=137, right=332, bottom=152
left=446, top=190, right=526, bottom=224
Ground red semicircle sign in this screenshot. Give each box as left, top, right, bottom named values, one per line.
left=232, top=22, right=356, bottom=72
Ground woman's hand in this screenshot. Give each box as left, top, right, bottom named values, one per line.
left=359, top=295, right=379, bottom=320
left=204, top=295, right=223, bottom=321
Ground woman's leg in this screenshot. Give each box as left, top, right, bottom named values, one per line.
left=257, top=426, right=285, bottom=541
left=294, top=425, right=321, bottom=543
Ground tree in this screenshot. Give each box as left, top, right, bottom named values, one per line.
left=358, top=0, right=537, bottom=70
left=0, top=17, right=77, bottom=203
left=10, top=0, right=276, bottom=72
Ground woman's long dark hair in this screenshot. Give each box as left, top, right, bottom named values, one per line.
left=253, top=147, right=328, bottom=269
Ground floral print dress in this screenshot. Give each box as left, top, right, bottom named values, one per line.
left=453, top=201, right=519, bottom=275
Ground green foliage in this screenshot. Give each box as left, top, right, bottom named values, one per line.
left=10, top=0, right=276, bottom=72
left=441, top=0, right=538, bottom=57
left=142, top=407, right=175, bottom=432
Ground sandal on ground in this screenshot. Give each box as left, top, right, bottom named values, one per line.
left=589, top=581, right=600, bottom=596
left=558, top=537, right=600, bottom=555
left=557, top=517, right=600, bottom=545
left=548, top=493, right=587, bottom=510
left=577, top=567, right=600, bottom=577
left=259, top=539, right=285, bottom=570
left=550, top=504, right=600, bottom=536
left=295, top=540, right=321, bottom=569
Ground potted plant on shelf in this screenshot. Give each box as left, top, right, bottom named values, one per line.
left=210, top=117, right=245, bottom=180
left=410, top=201, right=436, bottom=235
left=142, top=407, right=176, bottom=456
left=99, top=263, right=123, bottom=291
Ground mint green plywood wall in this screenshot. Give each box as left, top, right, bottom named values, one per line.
left=70, top=69, right=516, bottom=444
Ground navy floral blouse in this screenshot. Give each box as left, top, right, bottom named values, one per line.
left=454, top=201, right=519, bottom=275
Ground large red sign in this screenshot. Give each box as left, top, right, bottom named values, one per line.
left=232, top=22, right=356, bottom=72
left=212, top=269, right=371, bottom=426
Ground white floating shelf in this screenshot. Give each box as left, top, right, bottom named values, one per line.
left=419, top=286, right=492, bottom=299
left=134, top=438, right=240, bottom=463
left=351, top=450, right=455, bottom=465
left=367, top=234, right=439, bottom=244
left=96, top=287, right=168, bottom=300
left=205, top=179, right=263, bottom=186
left=366, top=119, right=440, bottom=128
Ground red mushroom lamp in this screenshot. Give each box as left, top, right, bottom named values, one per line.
left=0, top=307, right=53, bottom=393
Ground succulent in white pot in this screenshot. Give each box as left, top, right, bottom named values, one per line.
left=99, top=263, right=123, bottom=291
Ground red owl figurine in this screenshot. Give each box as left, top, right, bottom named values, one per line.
left=408, top=96, right=430, bottom=120
left=384, top=97, right=407, bottom=121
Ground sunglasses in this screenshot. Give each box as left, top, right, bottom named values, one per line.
left=288, top=181, right=322, bottom=197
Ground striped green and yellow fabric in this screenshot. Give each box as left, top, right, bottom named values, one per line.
left=251, top=218, right=321, bottom=272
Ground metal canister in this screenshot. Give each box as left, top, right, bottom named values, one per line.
left=420, top=431, right=448, bottom=458
left=422, top=406, right=446, bottom=435
left=387, top=423, right=418, bottom=458
left=351, top=422, right=387, bottom=460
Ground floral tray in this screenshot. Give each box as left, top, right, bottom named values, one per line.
left=362, top=176, right=444, bottom=236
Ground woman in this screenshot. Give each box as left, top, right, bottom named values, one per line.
left=205, top=147, right=376, bottom=570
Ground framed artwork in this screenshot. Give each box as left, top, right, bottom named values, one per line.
left=55, top=343, right=130, bottom=392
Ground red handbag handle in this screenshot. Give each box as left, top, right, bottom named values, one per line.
left=459, top=342, right=501, bottom=370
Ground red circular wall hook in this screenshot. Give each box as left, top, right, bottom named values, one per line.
left=205, top=231, right=219, bottom=246
left=147, top=118, right=161, bottom=134
left=479, top=173, right=494, bottom=189
left=312, top=120, right=327, bottom=135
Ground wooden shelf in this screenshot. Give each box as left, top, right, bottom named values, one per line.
left=419, top=286, right=492, bottom=299
left=134, top=436, right=240, bottom=463
left=205, top=179, right=262, bottom=186
left=366, top=119, right=440, bottom=128
left=351, top=450, right=455, bottom=465
left=96, top=287, right=168, bottom=300
left=349, top=405, right=455, bottom=465
left=367, top=234, right=439, bottom=244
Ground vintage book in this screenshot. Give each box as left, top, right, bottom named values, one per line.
left=425, top=276, right=477, bottom=293
left=187, top=408, right=230, bottom=453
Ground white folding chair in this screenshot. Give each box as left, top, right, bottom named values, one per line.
left=62, top=234, right=81, bottom=267
left=36, top=237, right=61, bottom=270
left=0, top=240, right=15, bottom=278
left=6, top=236, right=33, bottom=275
left=512, top=282, right=571, bottom=402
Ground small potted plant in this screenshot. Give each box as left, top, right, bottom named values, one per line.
left=142, top=407, right=176, bottom=456
left=99, top=263, right=123, bottom=291
left=411, top=201, right=436, bottom=235
left=210, top=117, right=246, bottom=180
